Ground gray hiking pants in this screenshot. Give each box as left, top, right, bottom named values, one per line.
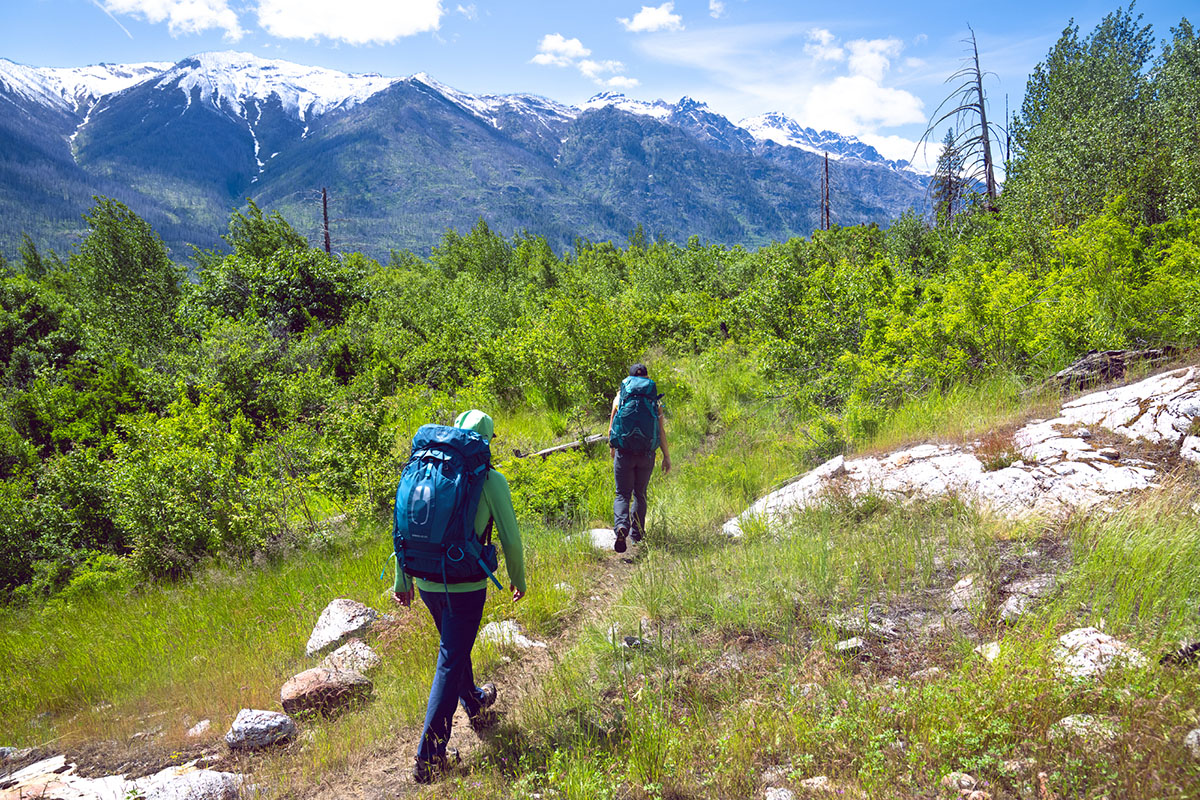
left=613, top=448, right=656, bottom=537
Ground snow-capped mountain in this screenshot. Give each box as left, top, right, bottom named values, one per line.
left=579, top=91, right=674, bottom=121
left=0, top=58, right=168, bottom=113
left=1, top=50, right=929, bottom=260
left=741, top=112, right=916, bottom=172
left=412, top=72, right=576, bottom=131
left=153, top=51, right=399, bottom=122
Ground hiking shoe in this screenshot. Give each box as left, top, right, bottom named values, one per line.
left=412, top=749, right=459, bottom=784
left=630, top=526, right=643, bottom=543
left=468, top=683, right=498, bottom=731
left=614, top=527, right=628, bottom=553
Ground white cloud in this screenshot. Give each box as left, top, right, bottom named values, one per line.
left=256, top=0, right=443, bottom=45
left=606, top=76, right=641, bottom=89
left=103, top=0, right=243, bottom=38
left=533, top=34, right=639, bottom=88
left=804, top=28, right=843, bottom=62
left=846, top=38, right=903, bottom=82
left=619, top=3, right=683, bottom=33
left=579, top=59, right=625, bottom=79
left=804, top=75, right=924, bottom=131
left=531, top=33, right=591, bottom=66
left=859, top=133, right=938, bottom=169
left=709, top=0, right=725, bottom=19
left=456, top=4, right=476, bottom=20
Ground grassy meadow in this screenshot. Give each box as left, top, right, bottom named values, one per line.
left=2, top=359, right=1199, bottom=800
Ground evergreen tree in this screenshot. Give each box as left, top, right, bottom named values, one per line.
left=931, top=128, right=967, bottom=225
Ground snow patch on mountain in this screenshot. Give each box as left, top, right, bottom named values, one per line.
left=156, top=51, right=399, bottom=122
left=580, top=92, right=674, bottom=121
left=411, top=73, right=577, bottom=130
left=44, top=62, right=171, bottom=111
left=741, top=112, right=921, bottom=173
left=0, top=58, right=166, bottom=113
left=0, top=58, right=167, bottom=113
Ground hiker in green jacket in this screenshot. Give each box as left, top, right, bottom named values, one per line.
left=393, top=409, right=527, bottom=784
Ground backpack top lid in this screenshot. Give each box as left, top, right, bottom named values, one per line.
left=621, top=375, right=658, bottom=396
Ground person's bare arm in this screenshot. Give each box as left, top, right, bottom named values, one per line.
left=657, top=408, right=671, bottom=474
left=608, top=394, right=619, bottom=458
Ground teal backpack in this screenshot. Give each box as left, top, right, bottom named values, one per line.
left=389, top=424, right=502, bottom=590
left=609, top=376, right=663, bottom=453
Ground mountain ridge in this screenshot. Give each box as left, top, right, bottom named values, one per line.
left=0, top=51, right=930, bottom=259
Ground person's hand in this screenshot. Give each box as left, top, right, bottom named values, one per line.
left=511, top=585, right=525, bottom=603
left=661, top=453, right=672, bottom=474
left=393, top=588, right=413, bottom=607
left=610, top=446, right=616, bottom=460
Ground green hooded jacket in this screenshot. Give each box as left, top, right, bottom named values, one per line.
left=394, top=409, right=527, bottom=595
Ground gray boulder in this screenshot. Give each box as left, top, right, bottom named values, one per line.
left=305, top=599, right=378, bottom=657
left=321, top=640, right=381, bottom=674
left=224, top=709, right=296, bottom=750
left=280, top=667, right=372, bottom=716
left=1185, top=728, right=1200, bottom=760
left=1047, top=714, right=1119, bottom=747
left=144, top=770, right=243, bottom=800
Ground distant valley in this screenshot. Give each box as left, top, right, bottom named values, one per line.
left=0, top=51, right=930, bottom=260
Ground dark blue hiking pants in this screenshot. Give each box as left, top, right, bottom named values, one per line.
left=415, top=587, right=489, bottom=765
left=613, top=448, right=656, bottom=538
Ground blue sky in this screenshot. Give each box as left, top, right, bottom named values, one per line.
left=1, top=0, right=1194, bottom=163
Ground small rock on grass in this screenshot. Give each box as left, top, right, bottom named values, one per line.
left=479, top=619, right=547, bottom=649
left=1183, top=728, right=1200, bottom=760
left=225, top=709, right=296, bottom=751
left=765, top=788, right=796, bottom=800
left=948, top=574, right=984, bottom=612
left=974, top=641, right=1001, bottom=662
left=144, top=769, right=243, bottom=800
left=305, top=599, right=378, bottom=658
left=280, top=667, right=372, bottom=716
left=836, top=637, right=865, bottom=654
left=909, top=666, right=942, bottom=681
left=321, top=640, right=381, bottom=674
left=760, top=764, right=788, bottom=786
left=799, top=775, right=835, bottom=793
left=941, top=771, right=977, bottom=792
left=1047, top=714, right=1119, bottom=747
left=1055, top=627, right=1146, bottom=679
left=186, top=719, right=211, bottom=738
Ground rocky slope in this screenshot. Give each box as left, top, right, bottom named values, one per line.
left=725, top=363, right=1200, bottom=536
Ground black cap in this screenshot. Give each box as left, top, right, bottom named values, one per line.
left=628, top=363, right=648, bottom=377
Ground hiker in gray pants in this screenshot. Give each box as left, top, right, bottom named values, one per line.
left=608, top=363, right=671, bottom=551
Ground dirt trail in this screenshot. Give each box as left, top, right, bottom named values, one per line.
left=307, top=546, right=638, bottom=800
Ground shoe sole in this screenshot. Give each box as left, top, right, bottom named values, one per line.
left=614, top=532, right=627, bottom=553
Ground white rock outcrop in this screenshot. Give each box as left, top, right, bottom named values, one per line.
left=305, top=599, right=378, bottom=657
left=0, top=757, right=241, bottom=800
left=724, top=366, right=1199, bottom=536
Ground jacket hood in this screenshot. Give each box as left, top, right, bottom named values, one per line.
left=454, top=409, right=494, bottom=443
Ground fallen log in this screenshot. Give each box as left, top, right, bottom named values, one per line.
left=514, top=433, right=607, bottom=459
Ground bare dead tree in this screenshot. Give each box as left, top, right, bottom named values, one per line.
left=915, top=25, right=1004, bottom=208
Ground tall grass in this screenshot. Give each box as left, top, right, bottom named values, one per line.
left=0, top=515, right=607, bottom=753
